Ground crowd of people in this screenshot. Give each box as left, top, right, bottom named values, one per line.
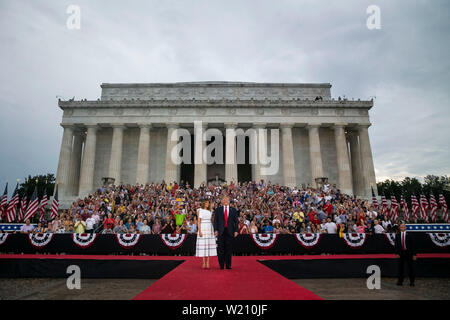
left=13, top=180, right=409, bottom=235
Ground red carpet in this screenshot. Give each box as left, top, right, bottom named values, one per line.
left=3, top=254, right=448, bottom=300
left=131, top=253, right=449, bottom=300
left=133, top=256, right=322, bottom=300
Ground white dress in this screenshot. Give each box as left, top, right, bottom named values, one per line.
left=195, top=209, right=217, bottom=257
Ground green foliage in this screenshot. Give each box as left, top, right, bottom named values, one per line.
left=17, top=174, right=55, bottom=199
left=377, top=175, right=450, bottom=207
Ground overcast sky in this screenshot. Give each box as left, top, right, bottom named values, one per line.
left=1, top=0, right=449, bottom=195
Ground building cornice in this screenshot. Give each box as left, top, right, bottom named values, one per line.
left=100, top=82, right=332, bottom=89
left=59, top=99, right=373, bottom=110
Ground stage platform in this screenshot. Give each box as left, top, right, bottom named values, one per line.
left=1, top=253, right=449, bottom=300
left=259, top=254, right=450, bottom=278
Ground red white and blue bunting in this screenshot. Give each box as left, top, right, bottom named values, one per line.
left=343, top=233, right=366, bottom=248
left=72, top=233, right=97, bottom=249
left=251, top=233, right=278, bottom=249
left=384, top=233, right=396, bottom=247
left=295, top=233, right=321, bottom=248
left=160, top=234, right=187, bottom=249
left=28, top=233, right=54, bottom=249
left=0, top=233, right=9, bottom=245
left=116, top=233, right=141, bottom=249
left=427, top=233, right=450, bottom=247
left=407, top=224, right=450, bottom=232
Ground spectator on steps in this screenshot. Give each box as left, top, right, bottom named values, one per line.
left=74, top=218, right=86, bottom=234
left=324, top=217, right=337, bottom=234
left=113, top=220, right=127, bottom=234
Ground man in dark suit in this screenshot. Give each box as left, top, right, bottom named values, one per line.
left=394, top=223, right=417, bottom=286
left=213, top=195, right=239, bottom=269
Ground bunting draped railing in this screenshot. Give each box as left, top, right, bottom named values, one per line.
left=0, top=233, right=448, bottom=255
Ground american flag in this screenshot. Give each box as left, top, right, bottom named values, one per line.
left=411, top=195, right=420, bottom=222
left=0, top=183, right=7, bottom=219
left=439, top=193, right=448, bottom=223
left=381, top=194, right=389, bottom=217
left=420, top=194, right=429, bottom=221
left=371, top=187, right=378, bottom=209
left=390, top=195, right=399, bottom=222
left=429, top=193, right=438, bottom=223
left=38, top=191, right=48, bottom=223
left=50, top=185, right=59, bottom=220
left=23, top=186, right=39, bottom=222
left=400, top=194, right=409, bottom=222
left=18, top=195, right=27, bottom=222
left=5, top=183, right=19, bottom=223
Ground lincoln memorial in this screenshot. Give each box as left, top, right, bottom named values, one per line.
left=55, top=82, right=377, bottom=207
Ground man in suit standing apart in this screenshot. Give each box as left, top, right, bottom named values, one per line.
left=395, top=223, right=417, bottom=286
left=214, top=195, right=239, bottom=269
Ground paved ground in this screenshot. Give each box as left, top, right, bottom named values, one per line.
left=293, top=278, right=450, bottom=300
left=1, top=278, right=449, bottom=300
left=0, top=278, right=156, bottom=300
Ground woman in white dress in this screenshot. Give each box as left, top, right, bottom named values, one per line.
left=195, top=200, right=217, bottom=269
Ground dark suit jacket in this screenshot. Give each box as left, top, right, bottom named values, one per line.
left=213, top=205, right=239, bottom=237
left=394, top=232, right=416, bottom=256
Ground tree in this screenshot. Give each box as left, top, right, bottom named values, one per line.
left=423, top=175, right=449, bottom=196
left=377, top=179, right=402, bottom=199
left=400, top=177, right=422, bottom=206
left=377, top=175, right=450, bottom=222
left=18, top=174, right=55, bottom=199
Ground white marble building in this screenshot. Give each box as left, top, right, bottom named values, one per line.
left=55, top=82, right=377, bottom=207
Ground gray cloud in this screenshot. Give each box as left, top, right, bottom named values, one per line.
left=1, top=0, right=449, bottom=195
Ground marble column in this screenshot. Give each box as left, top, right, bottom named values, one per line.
left=55, top=124, right=74, bottom=197
left=165, top=123, right=179, bottom=184
left=358, top=124, right=377, bottom=198
left=307, top=124, right=324, bottom=188
left=68, top=131, right=84, bottom=196
left=225, top=122, right=238, bottom=183
left=108, top=125, right=125, bottom=185
left=79, top=125, right=98, bottom=197
left=281, top=123, right=296, bottom=188
left=348, top=131, right=363, bottom=197
left=194, top=122, right=207, bottom=188
left=136, top=124, right=151, bottom=185
left=334, top=124, right=353, bottom=195
left=252, top=123, right=267, bottom=183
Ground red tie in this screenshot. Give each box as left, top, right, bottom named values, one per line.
left=402, top=232, right=406, bottom=250
left=224, top=206, right=228, bottom=228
